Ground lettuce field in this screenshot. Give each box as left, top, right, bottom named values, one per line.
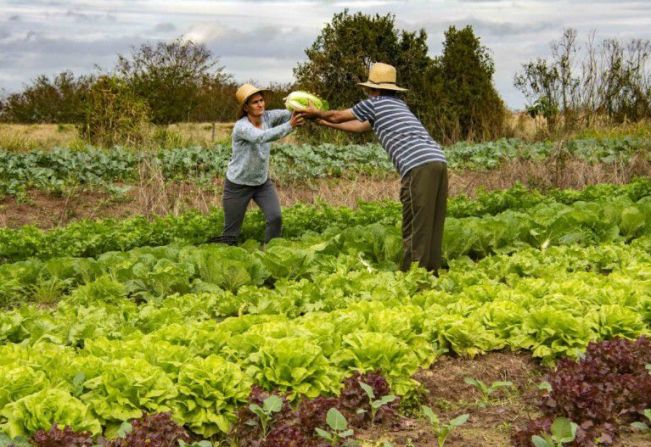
left=0, top=176, right=650, bottom=446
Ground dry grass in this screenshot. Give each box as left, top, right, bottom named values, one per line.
left=1, top=115, right=650, bottom=151
left=150, top=122, right=234, bottom=148
left=0, top=121, right=292, bottom=151
left=1, top=154, right=648, bottom=229
left=135, top=158, right=218, bottom=216
left=277, top=175, right=400, bottom=206
left=450, top=152, right=650, bottom=195
left=506, top=113, right=651, bottom=142
left=128, top=174, right=401, bottom=219
left=0, top=123, right=83, bottom=151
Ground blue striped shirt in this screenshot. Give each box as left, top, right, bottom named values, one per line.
left=352, top=96, right=446, bottom=177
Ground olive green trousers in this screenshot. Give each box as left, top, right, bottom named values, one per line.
left=399, top=161, right=448, bottom=273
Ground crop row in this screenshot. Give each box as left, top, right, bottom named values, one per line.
left=1, top=192, right=650, bottom=308
left=0, top=240, right=648, bottom=439
left=1, top=137, right=648, bottom=198
left=1, top=179, right=649, bottom=264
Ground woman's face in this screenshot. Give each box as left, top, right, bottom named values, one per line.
left=244, top=93, right=265, bottom=117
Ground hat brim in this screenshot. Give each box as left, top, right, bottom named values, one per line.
left=358, top=81, right=408, bottom=92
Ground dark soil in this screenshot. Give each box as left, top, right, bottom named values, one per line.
left=355, top=352, right=649, bottom=447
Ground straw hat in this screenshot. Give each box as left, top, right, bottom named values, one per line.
left=358, top=62, right=408, bottom=92
left=236, top=83, right=271, bottom=118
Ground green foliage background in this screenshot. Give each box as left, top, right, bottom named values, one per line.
left=294, top=10, right=507, bottom=143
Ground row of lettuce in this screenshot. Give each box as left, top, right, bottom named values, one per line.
left=1, top=193, right=650, bottom=308
left=0, top=240, right=649, bottom=440
left=1, top=178, right=650, bottom=264
left=1, top=137, right=648, bottom=198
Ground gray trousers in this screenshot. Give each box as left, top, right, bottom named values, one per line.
left=399, top=161, right=448, bottom=273
left=220, top=178, right=282, bottom=244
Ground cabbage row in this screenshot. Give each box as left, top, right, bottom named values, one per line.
left=1, top=178, right=649, bottom=264
left=1, top=193, right=650, bottom=308
left=1, top=137, right=648, bottom=198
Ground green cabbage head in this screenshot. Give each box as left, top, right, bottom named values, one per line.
left=284, top=91, right=329, bottom=111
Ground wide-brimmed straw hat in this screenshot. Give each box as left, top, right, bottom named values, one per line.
left=357, top=62, right=408, bottom=92
left=236, top=83, right=271, bottom=118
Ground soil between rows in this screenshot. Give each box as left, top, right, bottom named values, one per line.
left=354, top=352, right=648, bottom=447
left=2, top=155, right=647, bottom=230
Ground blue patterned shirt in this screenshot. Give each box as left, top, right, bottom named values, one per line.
left=227, top=110, right=293, bottom=185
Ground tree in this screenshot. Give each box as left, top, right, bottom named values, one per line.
left=295, top=10, right=399, bottom=108
left=294, top=11, right=505, bottom=143
left=189, top=74, right=238, bottom=123
left=435, top=26, right=507, bottom=141
left=514, top=29, right=580, bottom=132
left=0, top=71, right=92, bottom=123
left=293, top=10, right=434, bottom=141
left=515, top=29, right=651, bottom=130
left=115, top=38, right=229, bottom=124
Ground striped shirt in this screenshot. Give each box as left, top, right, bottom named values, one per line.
left=227, top=110, right=293, bottom=186
left=352, top=96, right=446, bottom=177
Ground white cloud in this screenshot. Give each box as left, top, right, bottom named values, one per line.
left=1, top=0, right=650, bottom=108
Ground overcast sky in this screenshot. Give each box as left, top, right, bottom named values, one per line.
left=1, top=0, right=650, bottom=109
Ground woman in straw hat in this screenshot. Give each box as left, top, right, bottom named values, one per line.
left=216, top=83, right=304, bottom=245
left=301, top=62, right=448, bottom=275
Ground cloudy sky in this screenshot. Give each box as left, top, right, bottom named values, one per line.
left=1, top=0, right=650, bottom=108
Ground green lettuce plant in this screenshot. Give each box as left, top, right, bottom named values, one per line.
left=0, top=388, right=101, bottom=438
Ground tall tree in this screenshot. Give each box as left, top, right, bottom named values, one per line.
left=189, top=74, right=238, bottom=123
left=436, top=26, right=507, bottom=141
left=115, top=38, right=229, bottom=124
left=515, top=29, right=651, bottom=129
left=294, top=10, right=433, bottom=111
left=294, top=11, right=505, bottom=143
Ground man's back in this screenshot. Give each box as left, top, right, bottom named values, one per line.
left=352, top=95, right=446, bottom=177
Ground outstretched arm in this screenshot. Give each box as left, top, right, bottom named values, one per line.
left=303, top=107, right=356, bottom=124
left=237, top=122, right=292, bottom=144
left=316, top=118, right=371, bottom=133
left=236, top=112, right=304, bottom=144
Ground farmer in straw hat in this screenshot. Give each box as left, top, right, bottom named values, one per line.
left=302, top=62, right=448, bottom=275
left=215, top=83, right=305, bottom=245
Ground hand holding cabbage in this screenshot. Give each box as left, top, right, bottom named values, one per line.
left=284, top=91, right=329, bottom=112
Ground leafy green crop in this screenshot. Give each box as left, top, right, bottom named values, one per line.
left=1, top=137, right=648, bottom=198
left=1, top=178, right=648, bottom=265
left=0, top=182, right=649, bottom=441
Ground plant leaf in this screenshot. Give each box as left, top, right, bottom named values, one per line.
left=630, top=422, right=649, bottom=431
left=550, top=417, right=577, bottom=442
left=450, top=413, right=469, bottom=427
left=315, top=427, right=332, bottom=440
left=358, top=381, right=375, bottom=399
left=116, top=421, right=133, bottom=438
left=326, top=408, right=348, bottom=431
left=263, top=395, right=283, bottom=413
left=531, top=435, right=551, bottom=447
left=421, top=405, right=439, bottom=426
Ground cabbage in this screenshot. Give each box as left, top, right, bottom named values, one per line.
left=284, top=91, right=329, bottom=111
